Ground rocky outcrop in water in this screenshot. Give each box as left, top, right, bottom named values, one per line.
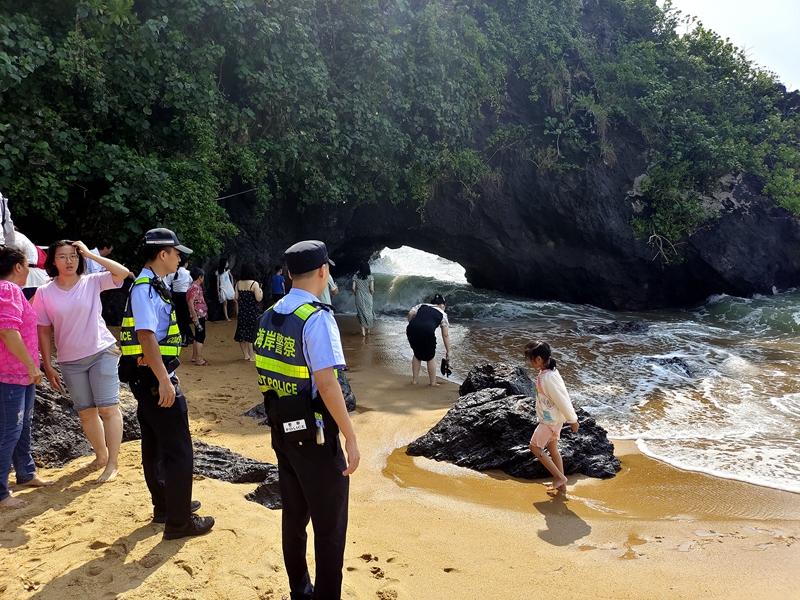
left=582, top=320, right=650, bottom=335
left=458, top=363, right=535, bottom=397
left=31, top=376, right=141, bottom=468
left=643, top=356, right=695, bottom=378
left=406, top=365, right=620, bottom=480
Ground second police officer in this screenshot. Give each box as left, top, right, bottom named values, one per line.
left=254, top=240, right=359, bottom=600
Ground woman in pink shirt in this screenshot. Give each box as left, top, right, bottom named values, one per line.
left=33, top=240, right=130, bottom=482
left=0, top=246, right=54, bottom=508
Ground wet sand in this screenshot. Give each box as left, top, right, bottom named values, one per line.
left=1, top=317, right=799, bottom=599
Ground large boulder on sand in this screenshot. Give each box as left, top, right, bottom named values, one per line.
left=31, top=373, right=141, bottom=468
left=407, top=365, right=620, bottom=480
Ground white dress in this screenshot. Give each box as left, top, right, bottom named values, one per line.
left=218, top=269, right=235, bottom=301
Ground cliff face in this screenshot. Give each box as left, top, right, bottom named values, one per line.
left=220, top=164, right=800, bottom=312
left=220, top=89, right=800, bottom=312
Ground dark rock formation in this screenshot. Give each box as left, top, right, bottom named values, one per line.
left=192, top=440, right=278, bottom=484
left=407, top=364, right=620, bottom=480
left=643, top=356, right=695, bottom=378
left=211, top=106, right=800, bottom=312
left=582, top=320, right=650, bottom=335
left=458, top=363, right=535, bottom=397
left=239, top=370, right=357, bottom=424
left=31, top=377, right=141, bottom=468
left=191, top=441, right=282, bottom=510
left=406, top=388, right=620, bottom=480
left=245, top=478, right=283, bottom=510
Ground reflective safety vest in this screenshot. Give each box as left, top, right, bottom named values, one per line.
left=120, top=276, right=182, bottom=359
left=254, top=303, right=321, bottom=398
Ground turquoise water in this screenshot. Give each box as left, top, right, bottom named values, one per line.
left=333, top=247, right=800, bottom=494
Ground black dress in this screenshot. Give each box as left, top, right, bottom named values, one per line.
left=234, top=282, right=261, bottom=343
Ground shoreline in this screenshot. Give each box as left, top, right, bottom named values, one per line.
left=1, top=317, right=798, bottom=599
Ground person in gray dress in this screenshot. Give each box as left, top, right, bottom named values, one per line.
left=351, top=261, right=374, bottom=336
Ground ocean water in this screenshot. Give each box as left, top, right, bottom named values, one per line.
left=333, top=246, right=800, bottom=495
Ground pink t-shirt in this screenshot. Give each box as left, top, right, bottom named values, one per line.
left=0, top=280, right=39, bottom=385
left=33, top=272, right=122, bottom=363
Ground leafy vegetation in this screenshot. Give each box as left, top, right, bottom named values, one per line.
left=0, top=0, right=797, bottom=258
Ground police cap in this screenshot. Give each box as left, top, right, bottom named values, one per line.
left=284, top=240, right=335, bottom=274
left=143, top=228, right=193, bottom=254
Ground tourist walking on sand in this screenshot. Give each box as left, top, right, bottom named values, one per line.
left=271, top=264, right=286, bottom=303
left=187, top=267, right=211, bottom=366
left=122, top=228, right=214, bottom=539
left=254, top=240, right=359, bottom=600
left=406, top=293, right=451, bottom=386
left=0, top=246, right=54, bottom=508
left=34, top=240, right=129, bottom=483
left=233, top=263, right=263, bottom=361
left=216, top=258, right=236, bottom=321
left=351, top=261, right=374, bottom=336
left=524, top=340, right=579, bottom=493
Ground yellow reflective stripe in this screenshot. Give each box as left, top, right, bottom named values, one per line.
left=294, top=304, right=316, bottom=321
left=167, top=324, right=180, bottom=335
left=254, top=355, right=309, bottom=379
left=135, top=277, right=150, bottom=285
left=121, top=345, right=178, bottom=357
left=122, top=317, right=135, bottom=327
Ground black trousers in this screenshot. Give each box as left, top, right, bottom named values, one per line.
left=172, top=292, right=193, bottom=343
left=131, top=375, right=194, bottom=527
left=271, top=429, right=349, bottom=600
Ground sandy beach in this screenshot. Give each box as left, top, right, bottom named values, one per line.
left=1, top=316, right=799, bottom=599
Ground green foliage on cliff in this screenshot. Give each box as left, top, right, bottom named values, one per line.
left=0, top=0, right=797, bottom=256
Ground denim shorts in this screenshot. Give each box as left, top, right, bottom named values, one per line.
left=59, top=346, right=121, bottom=412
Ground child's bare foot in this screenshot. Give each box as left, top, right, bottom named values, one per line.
left=0, top=495, right=26, bottom=508
left=20, top=475, right=55, bottom=487
left=429, top=382, right=440, bottom=387
left=545, top=475, right=568, bottom=492
left=411, top=379, right=418, bottom=385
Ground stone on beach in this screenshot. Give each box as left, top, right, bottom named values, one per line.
left=407, top=364, right=621, bottom=480
left=31, top=373, right=141, bottom=468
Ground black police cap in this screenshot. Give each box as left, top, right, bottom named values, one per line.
left=284, top=240, right=335, bottom=274
left=143, top=228, right=193, bottom=254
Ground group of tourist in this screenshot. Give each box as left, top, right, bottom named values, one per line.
left=1, top=193, right=577, bottom=598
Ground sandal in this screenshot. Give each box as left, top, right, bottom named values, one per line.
left=195, top=360, right=212, bottom=366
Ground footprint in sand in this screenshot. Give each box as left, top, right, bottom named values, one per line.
left=359, top=553, right=379, bottom=562
left=89, top=540, right=110, bottom=550
left=376, top=588, right=398, bottom=600
left=175, top=559, right=195, bottom=575
left=369, top=566, right=386, bottom=579
left=443, top=567, right=457, bottom=573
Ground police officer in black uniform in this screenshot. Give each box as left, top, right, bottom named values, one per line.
left=254, top=240, right=359, bottom=600
left=121, top=228, right=214, bottom=540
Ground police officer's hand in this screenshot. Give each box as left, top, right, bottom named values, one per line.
left=342, top=437, right=360, bottom=476
left=158, top=375, right=176, bottom=407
